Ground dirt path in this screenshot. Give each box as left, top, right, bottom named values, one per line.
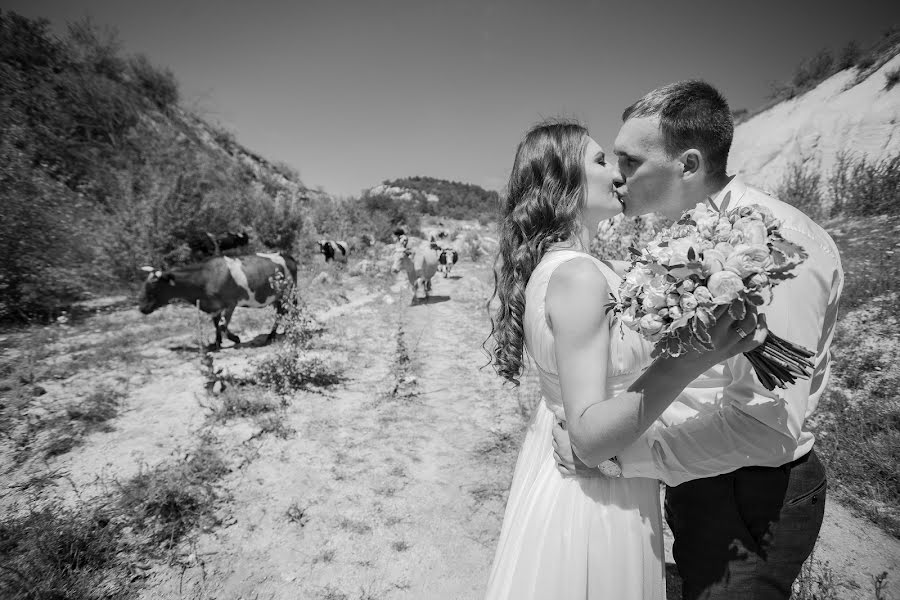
left=135, top=261, right=526, bottom=599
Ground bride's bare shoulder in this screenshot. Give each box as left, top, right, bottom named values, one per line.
left=545, top=257, right=610, bottom=317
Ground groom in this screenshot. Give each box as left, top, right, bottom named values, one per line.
left=553, top=80, right=844, bottom=599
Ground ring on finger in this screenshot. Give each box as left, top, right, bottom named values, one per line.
left=735, top=327, right=747, bottom=339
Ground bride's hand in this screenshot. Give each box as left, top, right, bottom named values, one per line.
left=552, top=420, right=606, bottom=478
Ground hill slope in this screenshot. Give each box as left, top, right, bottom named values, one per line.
left=0, top=12, right=327, bottom=320
left=729, top=48, right=900, bottom=193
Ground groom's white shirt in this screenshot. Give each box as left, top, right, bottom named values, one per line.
left=618, top=176, right=844, bottom=486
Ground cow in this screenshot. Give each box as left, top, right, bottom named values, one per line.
left=318, top=240, right=349, bottom=263
left=139, top=252, right=298, bottom=350
left=438, top=248, right=459, bottom=278
left=188, top=231, right=250, bottom=259
left=391, top=243, right=439, bottom=301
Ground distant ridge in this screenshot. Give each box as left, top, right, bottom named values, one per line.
left=364, top=176, right=498, bottom=222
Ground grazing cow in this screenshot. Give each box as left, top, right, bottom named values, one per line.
left=188, top=231, right=250, bottom=259
left=139, top=252, right=297, bottom=350
left=391, top=243, right=439, bottom=301
left=318, top=240, right=349, bottom=263
left=438, top=248, right=458, bottom=278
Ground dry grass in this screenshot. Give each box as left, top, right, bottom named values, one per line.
left=116, top=434, right=229, bottom=548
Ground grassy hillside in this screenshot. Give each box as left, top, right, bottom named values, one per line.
left=0, top=12, right=325, bottom=322
left=775, top=154, right=900, bottom=536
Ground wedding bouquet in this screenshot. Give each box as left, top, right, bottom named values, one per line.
left=607, top=192, right=814, bottom=391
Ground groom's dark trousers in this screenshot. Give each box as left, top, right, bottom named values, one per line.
left=665, top=448, right=826, bottom=600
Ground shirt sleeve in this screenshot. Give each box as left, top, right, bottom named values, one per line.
left=618, top=226, right=843, bottom=486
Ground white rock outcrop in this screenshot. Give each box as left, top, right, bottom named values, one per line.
left=729, top=52, right=900, bottom=193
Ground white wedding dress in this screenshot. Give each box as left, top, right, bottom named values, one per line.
left=484, top=249, right=665, bottom=600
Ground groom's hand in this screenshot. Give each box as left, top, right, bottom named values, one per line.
left=551, top=420, right=606, bottom=478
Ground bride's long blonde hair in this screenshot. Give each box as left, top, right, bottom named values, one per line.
left=487, top=120, right=589, bottom=385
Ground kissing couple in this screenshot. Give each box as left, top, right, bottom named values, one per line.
left=484, top=80, right=843, bottom=599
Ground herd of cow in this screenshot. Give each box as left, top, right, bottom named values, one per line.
left=138, top=232, right=460, bottom=350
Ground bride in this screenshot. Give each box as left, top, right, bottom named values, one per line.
left=484, top=120, right=764, bottom=599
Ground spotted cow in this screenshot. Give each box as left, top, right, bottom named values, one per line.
left=139, top=252, right=298, bottom=350
left=438, top=248, right=458, bottom=278
left=318, top=240, right=349, bottom=263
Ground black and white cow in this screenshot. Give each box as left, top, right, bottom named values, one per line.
left=188, top=231, right=250, bottom=259
left=438, top=248, right=459, bottom=278
left=317, top=240, right=349, bottom=263
left=139, top=252, right=297, bottom=350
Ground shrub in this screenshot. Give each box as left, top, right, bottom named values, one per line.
left=591, top=214, right=663, bottom=261
left=0, top=132, right=95, bottom=320
left=856, top=52, right=877, bottom=69
left=837, top=41, right=861, bottom=70
left=255, top=351, right=343, bottom=394
left=212, top=387, right=279, bottom=421
left=792, top=49, right=835, bottom=90
left=885, top=66, right=900, bottom=91
left=778, top=152, right=900, bottom=221
left=128, top=53, right=179, bottom=110
left=462, top=231, right=483, bottom=262
left=775, top=160, right=824, bottom=220
left=118, top=438, right=228, bottom=546
left=833, top=154, right=900, bottom=217
left=0, top=503, right=134, bottom=599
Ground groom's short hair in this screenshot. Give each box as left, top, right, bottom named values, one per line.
left=622, top=80, right=733, bottom=177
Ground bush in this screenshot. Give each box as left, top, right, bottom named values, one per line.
left=128, top=53, right=179, bottom=110
left=591, top=214, right=664, bottom=261
left=0, top=131, right=95, bottom=320
left=360, top=194, right=423, bottom=242
left=777, top=152, right=900, bottom=221
left=775, top=161, right=824, bottom=220
left=0, top=503, right=133, bottom=599
left=837, top=40, right=861, bottom=70
left=792, top=49, right=835, bottom=90
left=830, top=153, right=900, bottom=217
left=255, top=351, right=343, bottom=394
left=118, top=438, right=228, bottom=546
left=885, top=66, right=900, bottom=91
left=856, top=52, right=877, bottom=69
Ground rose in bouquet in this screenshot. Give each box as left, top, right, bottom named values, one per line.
left=607, top=192, right=814, bottom=391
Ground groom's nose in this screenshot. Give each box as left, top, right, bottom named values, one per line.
left=613, top=167, right=625, bottom=188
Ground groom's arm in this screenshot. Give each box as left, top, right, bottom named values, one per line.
left=617, top=227, right=843, bottom=486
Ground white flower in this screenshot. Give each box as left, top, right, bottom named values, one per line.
left=693, top=285, right=714, bottom=304
left=724, top=244, right=773, bottom=278
left=701, top=249, right=727, bottom=276
left=707, top=270, right=745, bottom=303
left=680, top=293, right=698, bottom=311
left=733, top=217, right=768, bottom=245
left=639, top=313, right=665, bottom=336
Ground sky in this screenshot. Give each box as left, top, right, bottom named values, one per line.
left=5, top=0, right=898, bottom=197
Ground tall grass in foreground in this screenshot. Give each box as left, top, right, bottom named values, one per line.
left=0, top=435, right=229, bottom=599
left=776, top=152, right=900, bottom=537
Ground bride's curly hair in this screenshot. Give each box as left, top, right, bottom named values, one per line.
left=487, top=120, right=589, bottom=385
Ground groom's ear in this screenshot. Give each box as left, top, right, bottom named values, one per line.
left=679, top=149, right=703, bottom=180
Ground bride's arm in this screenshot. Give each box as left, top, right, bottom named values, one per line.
left=547, top=258, right=765, bottom=467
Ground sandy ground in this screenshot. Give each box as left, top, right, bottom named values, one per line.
left=1, top=248, right=898, bottom=599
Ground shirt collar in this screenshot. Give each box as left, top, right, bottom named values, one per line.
left=708, top=175, right=749, bottom=210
